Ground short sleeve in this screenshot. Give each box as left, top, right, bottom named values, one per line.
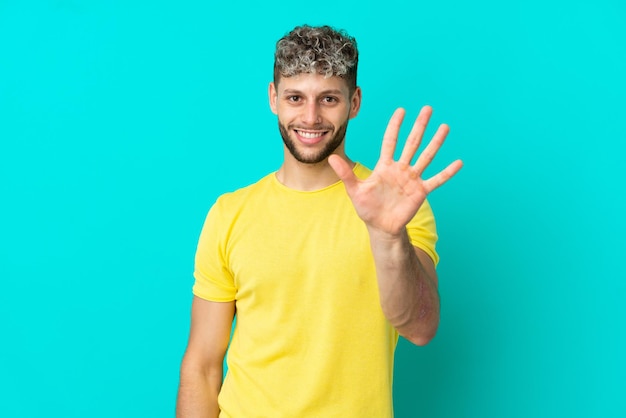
left=192, top=198, right=237, bottom=301
left=406, top=198, right=439, bottom=266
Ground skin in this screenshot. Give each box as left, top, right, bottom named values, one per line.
left=269, top=73, right=361, bottom=191
left=329, top=105, right=463, bottom=344
left=176, top=72, right=462, bottom=417
left=176, top=298, right=234, bottom=418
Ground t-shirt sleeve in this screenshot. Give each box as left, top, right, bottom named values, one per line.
left=406, top=198, right=439, bottom=266
left=192, top=198, right=237, bottom=301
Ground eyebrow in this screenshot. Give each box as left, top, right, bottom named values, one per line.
left=282, top=89, right=344, bottom=96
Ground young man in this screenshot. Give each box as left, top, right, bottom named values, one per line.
left=177, top=25, right=463, bottom=417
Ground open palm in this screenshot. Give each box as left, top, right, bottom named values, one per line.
left=329, top=106, right=463, bottom=236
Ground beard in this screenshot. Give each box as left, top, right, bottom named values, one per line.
left=278, top=120, right=348, bottom=164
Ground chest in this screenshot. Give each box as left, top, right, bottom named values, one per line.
left=225, top=195, right=377, bottom=306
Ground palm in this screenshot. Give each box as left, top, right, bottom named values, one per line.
left=329, top=106, right=463, bottom=236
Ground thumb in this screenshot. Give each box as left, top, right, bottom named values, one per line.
left=328, top=154, right=358, bottom=192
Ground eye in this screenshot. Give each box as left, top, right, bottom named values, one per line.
left=321, top=96, right=339, bottom=104
left=286, top=95, right=301, bottom=103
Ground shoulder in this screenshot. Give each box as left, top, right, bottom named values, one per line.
left=214, top=173, right=275, bottom=209
left=199, top=173, right=275, bottom=238
left=354, top=162, right=372, bottom=179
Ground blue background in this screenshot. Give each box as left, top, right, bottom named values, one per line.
left=1, top=0, right=624, bottom=416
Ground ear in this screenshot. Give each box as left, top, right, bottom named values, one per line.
left=268, top=82, right=278, bottom=115
left=349, top=86, right=362, bottom=119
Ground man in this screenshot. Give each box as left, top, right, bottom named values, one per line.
left=177, top=25, right=462, bottom=417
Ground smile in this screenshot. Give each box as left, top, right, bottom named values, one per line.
left=295, top=130, right=327, bottom=139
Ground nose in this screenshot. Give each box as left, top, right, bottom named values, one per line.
left=302, top=102, right=322, bottom=125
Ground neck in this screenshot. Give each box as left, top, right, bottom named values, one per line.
left=276, top=153, right=355, bottom=192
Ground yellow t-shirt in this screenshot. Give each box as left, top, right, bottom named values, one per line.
left=193, top=163, right=438, bottom=417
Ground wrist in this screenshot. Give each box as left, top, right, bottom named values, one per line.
left=366, top=225, right=409, bottom=244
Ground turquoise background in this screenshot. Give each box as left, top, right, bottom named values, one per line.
left=1, top=0, right=624, bottom=416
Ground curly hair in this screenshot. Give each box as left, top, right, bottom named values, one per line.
left=273, top=25, right=359, bottom=93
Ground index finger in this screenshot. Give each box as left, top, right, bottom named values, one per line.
left=379, top=108, right=406, bottom=164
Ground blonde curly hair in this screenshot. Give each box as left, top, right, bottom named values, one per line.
left=273, top=25, right=359, bottom=93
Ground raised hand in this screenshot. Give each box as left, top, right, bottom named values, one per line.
left=328, top=106, right=463, bottom=237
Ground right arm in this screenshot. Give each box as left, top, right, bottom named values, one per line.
left=176, top=296, right=235, bottom=418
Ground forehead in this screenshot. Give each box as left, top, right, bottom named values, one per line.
left=276, top=73, right=351, bottom=95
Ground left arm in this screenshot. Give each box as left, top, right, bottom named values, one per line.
left=329, top=105, right=462, bottom=345
left=367, top=227, right=440, bottom=345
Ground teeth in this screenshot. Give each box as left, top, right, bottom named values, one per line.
left=298, top=131, right=324, bottom=139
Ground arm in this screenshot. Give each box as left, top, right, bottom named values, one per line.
left=367, top=227, right=440, bottom=345
left=176, top=296, right=235, bottom=418
left=328, top=105, right=462, bottom=345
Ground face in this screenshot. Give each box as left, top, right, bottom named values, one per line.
left=269, top=73, right=361, bottom=165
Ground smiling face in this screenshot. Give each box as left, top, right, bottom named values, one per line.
left=269, top=73, right=361, bottom=165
